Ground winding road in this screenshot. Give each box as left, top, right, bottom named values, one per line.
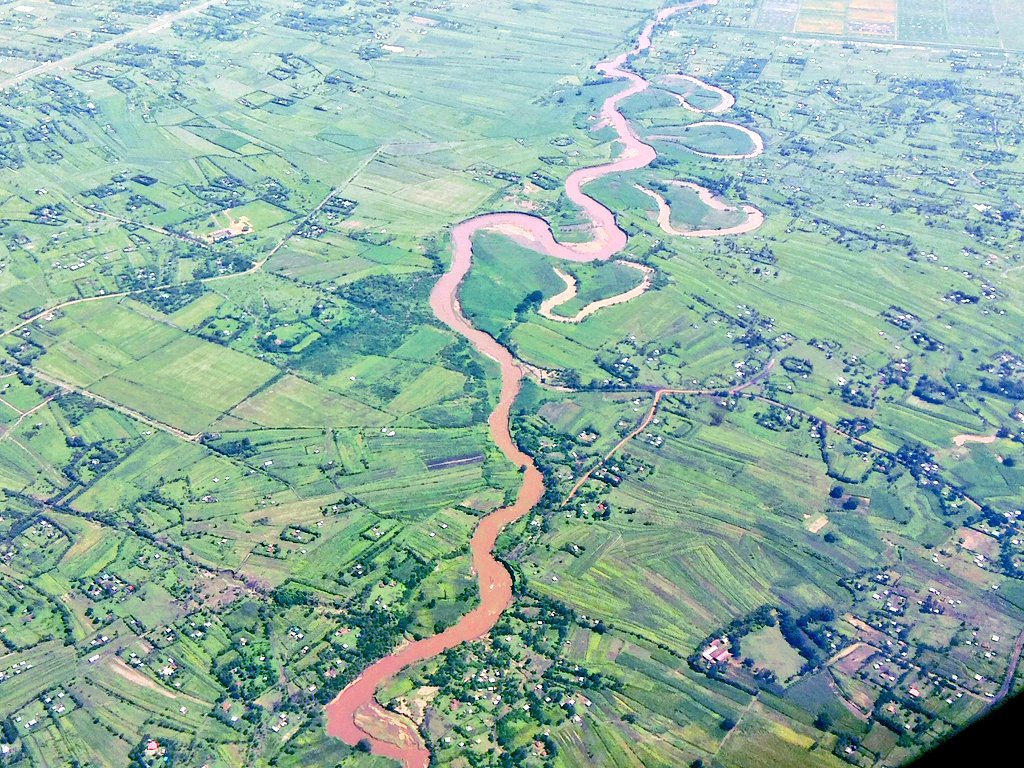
left=325, top=2, right=764, bottom=765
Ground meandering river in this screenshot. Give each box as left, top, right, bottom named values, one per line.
left=325, top=2, right=759, bottom=765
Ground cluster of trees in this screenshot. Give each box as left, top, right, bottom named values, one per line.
left=690, top=604, right=776, bottom=675
left=1, top=717, right=18, bottom=744
left=780, top=356, right=812, bottom=375
left=205, top=437, right=257, bottom=458
left=271, top=585, right=314, bottom=608
left=297, top=274, right=433, bottom=376
left=214, top=636, right=277, bottom=701
left=55, top=393, right=100, bottom=427
left=515, top=290, right=545, bottom=317
left=128, top=736, right=179, bottom=768
left=311, top=601, right=412, bottom=704
left=980, top=376, right=1024, bottom=400
left=836, top=417, right=874, bottom=437
left=692, top=604, right=840, bottom=683
left=895, top=443, right=939, bottom=484
left=192, top=253, right=253, bottom=280
left=388, top=552, right=434, bottom=599
left=755, top=404, right=802, bottom=432
left=913, top=374, right=956, bottom=405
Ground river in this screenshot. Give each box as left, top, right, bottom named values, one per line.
left=324, top=2, right=749, bottom=765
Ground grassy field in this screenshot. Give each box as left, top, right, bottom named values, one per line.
left=744, top=625, right=807, bottom=682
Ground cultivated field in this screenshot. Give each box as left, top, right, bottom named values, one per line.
left=0, top=0, right=1022, bottom=767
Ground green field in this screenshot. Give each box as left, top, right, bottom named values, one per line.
left=744, top=625, right=807, bottom=682
left=0, top=0, right=1022, bottom=767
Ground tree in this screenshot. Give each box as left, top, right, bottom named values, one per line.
left=829, top=485, right=844, bottom=499
left=355, top=739, right=372, bottom=753
left=721, top=716, right=737, bottom=731
left=815, top=711, right=834, bottom=731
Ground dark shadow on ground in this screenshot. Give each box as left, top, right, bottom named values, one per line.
left=907, top=693, right=1023, bottom=766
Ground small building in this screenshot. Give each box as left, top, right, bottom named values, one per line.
left=701, top=637, right=732, bottom=664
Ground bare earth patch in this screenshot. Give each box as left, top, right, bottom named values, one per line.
left=952, top=433, right=997, bottom=447
left=108, top=657, right=177, bottom=699
left=959, top=527, right=1000, bottom=560
left=807, top=514, right=829, bottom=534
left=393, top=686, right=439, bottom=725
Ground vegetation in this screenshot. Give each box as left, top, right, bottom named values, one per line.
left=0, top=0, right=1022, bottom=767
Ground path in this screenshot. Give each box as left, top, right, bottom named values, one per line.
left=1, top=146, right=383, bottom=344
left=992, top=628, right=1024, bottom=704
left=565, top=359, right=775, bottom=502
left=1, top=3, right=770, bottom=761
left=31, top=370, right=200, bottom=443
left=66, top=199, right=208, bottom=248
left=107, top=658, right=179, bottom=700
left=751, top=393, right=988, bottom=513
left=0, top=396, right=55, bottom=443
left=0, top=149, right=387, bottom=445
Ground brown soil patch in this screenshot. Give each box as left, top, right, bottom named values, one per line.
left=199, top=213, right=253, bottom=244
left=795, top=16, right=846, bottom=35
left=393, top=686, right=439, bottom=725
left=953, top=433, right=997, bottom=447
left=807, top=514, right=829, bottom=534
left=108, top=657, right=177, bottom=699
left=831, top=642, right=877, bottom=675
left=353, top=701, right=423, bottom=750
left=844, top=615, right=888, bottom=646
left=959, top=527, right=1000, bottom=559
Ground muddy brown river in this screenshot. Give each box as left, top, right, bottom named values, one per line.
left=324, top=2, right=754, bottom=765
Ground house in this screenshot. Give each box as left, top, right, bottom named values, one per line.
left=701, top=637, right=732, bottom=664
left=144, top=740, right=166, bottom=758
